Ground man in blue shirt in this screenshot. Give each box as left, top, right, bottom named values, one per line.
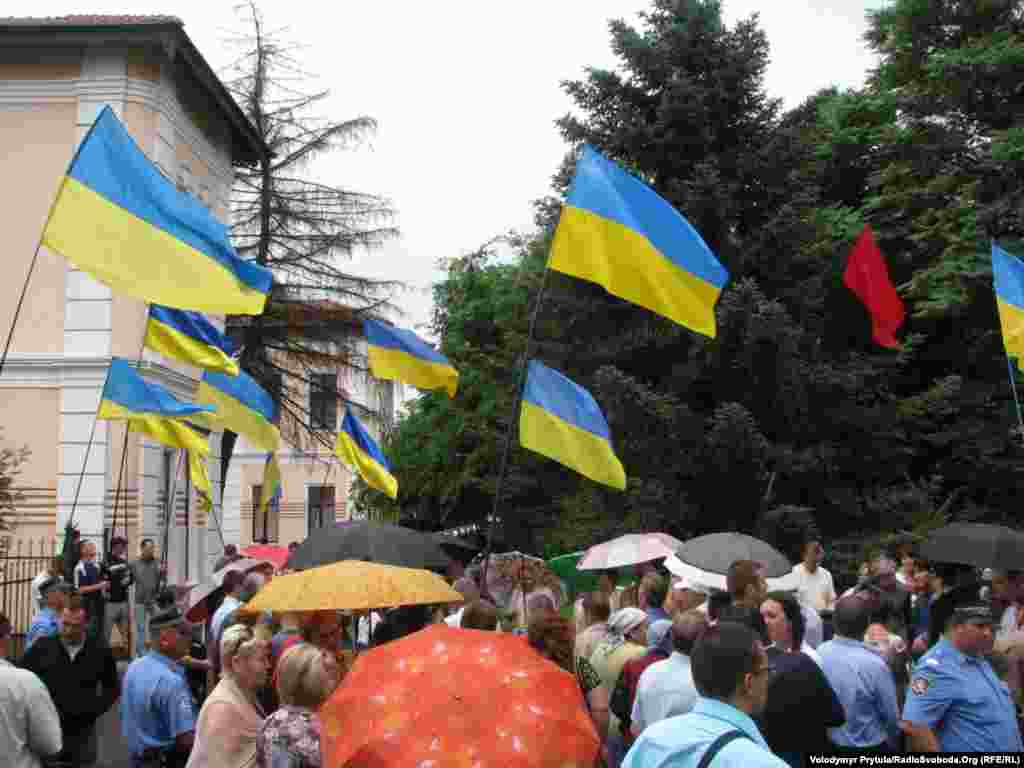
left=902, top=601, right=1023, bottom=752
left=120, top=607, right=196, bottom=768
left=25, top=578, right=71, bottom=651
left=623, top=621, right=788, bottom=768
left=74, top=541, right=108, bottom=643
left=640, top=573, right=671, bottom=624
left=817, top=594, right=901, bottom=754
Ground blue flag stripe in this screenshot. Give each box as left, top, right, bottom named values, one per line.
left=521, top=360, right=612, bottom=441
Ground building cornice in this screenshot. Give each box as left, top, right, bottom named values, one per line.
left=0, top=76, right=234, bottom=184
left=0, top=21, right=266, bottom=165
left=0, top=355, right=198, bottom=397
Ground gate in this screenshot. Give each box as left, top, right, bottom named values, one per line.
left=0, top=537, right=57, bottom=657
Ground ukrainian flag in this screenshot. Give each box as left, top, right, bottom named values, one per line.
left=259, top=453, right=282, bottom=518
left=993, top=242, right=1024, bottom=370
left=96, top=358, right=215, bottom=457
left=145, top=305, right=239, bottom=376
left=335, top=408, right=397, bottom=499
left=193, top=369, right=280, bottom=452
left=128, top=418, right=211, bottom=458
left=365, top=319, right=458, bottom=397
left=42, top=106, right=272, bottom=315
left=188, top=449, right=213, bottom=511
left=519, top=360, right=626, bottom=490
left=548, top=145, right=729, bottom=338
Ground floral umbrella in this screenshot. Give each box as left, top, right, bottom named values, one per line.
left=321, top=624, right=600, bottom=768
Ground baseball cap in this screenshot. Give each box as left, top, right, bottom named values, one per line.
left=39, top=577, right=73, bottom=596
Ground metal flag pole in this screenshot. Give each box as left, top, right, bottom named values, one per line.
left=111, top=309, right=152, bottom=543
left=1006, top=355, right=1024, bottom=440
left=479, top=262, right=553, bottom=597
left=158, top=448, right=186, bottom=593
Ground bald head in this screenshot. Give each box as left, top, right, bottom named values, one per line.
left=833, top=594, right=871, bottom=640
left=672, top=610, right=709, bottom=655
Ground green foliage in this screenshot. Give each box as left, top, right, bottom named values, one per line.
left=0, top=429, right=30, bottom=532
left=359, top=0, right=1024, bottom=561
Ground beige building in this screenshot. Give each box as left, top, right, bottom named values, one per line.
left=0, top=16, right=394, bottom=584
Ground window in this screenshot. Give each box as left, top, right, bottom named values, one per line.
left=307, top=485, right=335, bottom=531
left=252, top=484, right=280, bottom=544
left=309, top=372, right=337, bottom=430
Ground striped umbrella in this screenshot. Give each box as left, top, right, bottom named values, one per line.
left=577, top=533, right=682, bottom=571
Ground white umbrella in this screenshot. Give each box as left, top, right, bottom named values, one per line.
left=664, top=554, right=798, bottom=593
left=577, top=533, right=682, bottom=571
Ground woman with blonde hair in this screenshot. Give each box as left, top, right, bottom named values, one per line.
left=257, top=642, right=341, bottom=768
left=186, top=623, right=269, bottom=768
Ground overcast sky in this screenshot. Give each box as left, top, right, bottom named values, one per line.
left=13, top=1, right=888, bottom=331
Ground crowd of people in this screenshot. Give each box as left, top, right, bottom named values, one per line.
left=2, top=535, right=1023, bottom=768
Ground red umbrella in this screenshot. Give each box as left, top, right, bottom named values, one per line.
left=242, top=544, right=290, bottom=570
left=321, top=624, right=599, bottom=768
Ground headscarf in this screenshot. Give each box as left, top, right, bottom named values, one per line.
left=647, top=619, right=673, bottom=655
left=596, top=607, right=648, bottom=658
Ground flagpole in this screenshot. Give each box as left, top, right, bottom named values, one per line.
left=1006, top=355, right=1024, bottom=439
left=111, top=309, right=151, bottom=542
left=158, top=448, right=185, bottom=593
left=68, top=360, right=116, bottom=530
left=0, top=176, right=71, bottom=379
left=479, top=262, right=552, bottom=595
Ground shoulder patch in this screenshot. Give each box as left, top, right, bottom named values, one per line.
left=911, top=677, right=931, bottom=695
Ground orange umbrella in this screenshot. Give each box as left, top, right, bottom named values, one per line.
left=321, top=624, right=600, bottom=768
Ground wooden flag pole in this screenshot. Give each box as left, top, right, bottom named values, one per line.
left=0, top=176, right=71, bottom=378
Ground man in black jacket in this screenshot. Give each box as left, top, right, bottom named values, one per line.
left=20, top=594, right=120, bottom=767
left=102, top=536, right=134, bottom=649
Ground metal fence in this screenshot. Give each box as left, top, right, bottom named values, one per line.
left=0, top=537, right=57, bottom=657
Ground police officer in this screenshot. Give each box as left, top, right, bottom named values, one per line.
left=902, top=600, right=1023, bottom=752
left=119, top=607, right=197, bottom=767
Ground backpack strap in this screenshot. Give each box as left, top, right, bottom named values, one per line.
left=696, top=730, right=750, bottom=768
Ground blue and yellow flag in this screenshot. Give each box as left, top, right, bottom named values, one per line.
left=145, top=306, right=239, bottom=376
left=259, top=453, right=282, bottom=518
left=548, top=145, right=728, bottom=338
left=335, top=408, right=397, bottom=499
left=98, top=358, right=215, bottom=423
left=519, top=360, right=626, bottom=490
left=365, top=319, right=458, bottom=397
left=188, top=449, right=213, bottom=512
left=42, top=106, right=272, bottom=315
left=193, top=369, right=280, bottom=452
left=993, top=242, right=1024, bottom=370
left=95, top=358, right=214, bottom=457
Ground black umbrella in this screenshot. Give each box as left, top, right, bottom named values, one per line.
left=676, top=532, right=791, bottom=578
left=919, top=523, right=1024, bottom=572
left=289, top=522, right=451, bottom=571
left=433, top=534, right=480, bottom=564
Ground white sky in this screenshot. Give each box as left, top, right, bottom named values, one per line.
left=12, top=1, right=889, bottom=331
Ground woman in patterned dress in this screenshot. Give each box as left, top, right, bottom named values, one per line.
left=257, top=642, right=341, bottom=768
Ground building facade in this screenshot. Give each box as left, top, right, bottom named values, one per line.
left=0, top=16, right=276, bottom=584
left=236, top=348, right=399, bottom=549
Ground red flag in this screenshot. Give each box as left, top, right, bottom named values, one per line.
left=843, top=225, right=905, bottom=348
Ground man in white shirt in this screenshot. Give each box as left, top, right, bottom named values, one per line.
left=630, top=610, right=708, bottom=735
left=0, top=612, right=62, bottom=768
left=790, top=540, right=836, bottom=613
